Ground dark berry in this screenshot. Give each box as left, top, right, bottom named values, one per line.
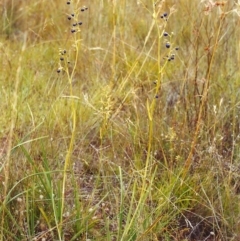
left=71, top=14, right=74, bottom=17
left=67, top=1, right=70, bottom=4
left=68, top=16, right=71, bottom=20
left=81, top=6, right=88, bottom=12
left=63, top=50, right=67, bottom=54
left=163, top=12, right=168, bottom=17
left=163, top=32, right=168, bottom=37
left=171, top=54, right=175, bottom=60
left=175, top=47, right=179, bottom=50
left=166, top=42, right=170, bottom=48
left=73, top=23, right=77, bottom=27
left=60, top=57, right=64, bottom=61
left=57, top=69, right=61, bottom=73
left=78, top=22, right=83, bottom=25
left=155, top=95, right=159, bottom=98
left=71, top=29, right=76, bottom=33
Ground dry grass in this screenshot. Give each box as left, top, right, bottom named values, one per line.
left=1, top=0, right=240, bottom=240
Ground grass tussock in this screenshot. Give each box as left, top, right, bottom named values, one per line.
left=1, top=0, right=240, bottom=240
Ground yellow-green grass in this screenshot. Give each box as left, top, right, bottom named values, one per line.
left=1, top=0, right=240, bottom=240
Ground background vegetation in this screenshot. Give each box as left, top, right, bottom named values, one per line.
left=1, top=0, right=240, bottom=240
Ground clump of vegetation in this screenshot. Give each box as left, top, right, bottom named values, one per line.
left=1, top=0, right=240, bottom=240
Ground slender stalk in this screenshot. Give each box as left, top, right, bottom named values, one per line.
left=182, top=15, right=226, bottom=179
left=59, top=30, right=79, bottom=239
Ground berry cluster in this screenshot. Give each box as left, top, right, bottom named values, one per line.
left=153, top=10, right=181, bottom=99
left=57, top=2, right=88, bottom=73
left=161, top=12, right=179, bottom=62
left=67, top=4, right=87, bottom=33
left=160, top=12, right=168, bottom=20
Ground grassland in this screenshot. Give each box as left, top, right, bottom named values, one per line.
left=1, top=0, right=240, bottom=240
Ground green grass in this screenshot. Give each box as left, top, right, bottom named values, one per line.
left=1, top=0, right=240, bottom=240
